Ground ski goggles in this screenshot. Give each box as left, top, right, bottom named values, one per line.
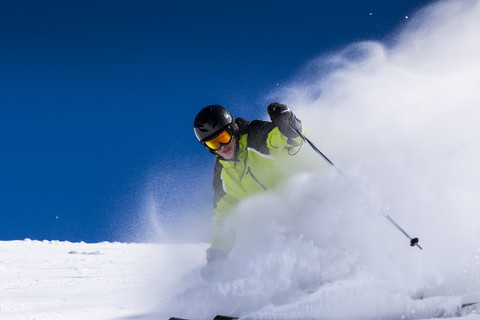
left=203, top=128, right=233, bottom=150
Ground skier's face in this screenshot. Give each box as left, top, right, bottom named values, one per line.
left=215, top=134, right=236, bottom=160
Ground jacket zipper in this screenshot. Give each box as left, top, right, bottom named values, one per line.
left=246, top=167, right=267, bottom=191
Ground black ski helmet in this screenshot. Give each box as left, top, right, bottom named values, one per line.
left=194, top=105, right=237, bottom=142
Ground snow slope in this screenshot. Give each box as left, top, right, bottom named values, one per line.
left=1, top=239, right=479, bottom=320
left=0, top=240, right=206, bottom=320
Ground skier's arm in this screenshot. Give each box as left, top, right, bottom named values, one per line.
left=207, top=161, right=239, bottom=257
left=209, top=194, right=238, bottom=255
left=266, top=103, right=305, bottom=153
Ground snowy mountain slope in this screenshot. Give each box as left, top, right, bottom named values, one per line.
left=0, top=240, right=206, bottom=320
left=0, top=238, right=479, bottom=320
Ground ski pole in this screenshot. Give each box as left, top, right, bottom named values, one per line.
left=383, top=211, right=422, bottom=249
left=293, top=126, right=422, bottom=250
left=293, top=128, right=346, bottom=177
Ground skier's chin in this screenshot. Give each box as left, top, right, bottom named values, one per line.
left=218, top=149, right=234, bottom=160
left=217, top=144, right=234, bottom=160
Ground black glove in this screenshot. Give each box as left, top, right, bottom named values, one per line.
left=201, top=249, right=228, bottom=282
left=206, top=248, right=227, bottom=264
left=267, top=102, right=302, bottom=138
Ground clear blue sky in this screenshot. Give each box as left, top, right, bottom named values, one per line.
left=0, top=0, right=434, bottom=242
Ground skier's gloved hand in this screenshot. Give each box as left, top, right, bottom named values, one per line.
left=206, top=248, right=227, bottom=264
left=201, top=249, right=228, bottom=282
left=268, top=102, right=291, bottom=123
left=267, top=102, right=302, bottom=138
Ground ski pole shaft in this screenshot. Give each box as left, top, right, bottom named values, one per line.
left=293, top=127, right=346, bottom=177
left=292, top=125, right=422, bottom=250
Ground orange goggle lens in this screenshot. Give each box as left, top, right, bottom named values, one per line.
left=204, top=130, right=232, bottom=150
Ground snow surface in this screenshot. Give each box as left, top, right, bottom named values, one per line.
left=3, top=0, right=480, bottom=319
left=0, top=240, right=207, bottom=319
left=1, top=239, right=480, bottom=320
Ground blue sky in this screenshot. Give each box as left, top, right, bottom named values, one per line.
left=0, top=0, right=434, bottom=242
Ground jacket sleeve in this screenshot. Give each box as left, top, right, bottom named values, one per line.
left=208, top=160, right=239, bottom=255
left=246, top=119, right=305, bottom=156
left=266, top=125, right=305, bottom=156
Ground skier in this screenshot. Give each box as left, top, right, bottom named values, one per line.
left=193, top=102, right=304, bottom=279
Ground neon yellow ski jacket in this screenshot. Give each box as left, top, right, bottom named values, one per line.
left=209, top=118, right=304, bottom=256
